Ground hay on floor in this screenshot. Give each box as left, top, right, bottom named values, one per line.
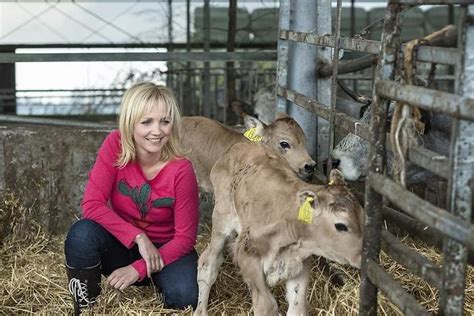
left=0, top=195, right=473, bottom=315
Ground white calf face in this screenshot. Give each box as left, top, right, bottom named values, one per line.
left=332, top=134, right=369, bottom=181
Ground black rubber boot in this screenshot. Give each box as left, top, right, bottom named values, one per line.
left=66, top=262, right=102, bottom=315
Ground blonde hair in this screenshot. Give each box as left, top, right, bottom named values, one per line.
left=116, top=82, right=185, bottom=168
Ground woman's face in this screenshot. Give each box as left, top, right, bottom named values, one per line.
left=133, top=102, right=172, bottom=159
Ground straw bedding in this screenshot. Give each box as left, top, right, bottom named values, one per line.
left=1, top=193, right=472, bottom=315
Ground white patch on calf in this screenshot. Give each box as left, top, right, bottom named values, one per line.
left=262, top=243, right=304, bottom=287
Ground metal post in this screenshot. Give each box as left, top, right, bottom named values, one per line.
left=191, top=73, right=197, bottom=116
left=202, top=0, right=211, bottom=117
left=287, top=0, right=318, bottom=158
left=213, top=74, right=218, bottom=119
left=326, top=0, right=342, bottom=177
left=360, top=3, right=403, bottom=315
left=226, top=0, right=238, bottom=124
left=440, top=5, right=473, bottom=315
left=183, top=0, right=193, bottom=116
left=276, top=0, right=290, bottom=114
left=167, top=0, right=174, bottom=88
left=314, top=0, right=332, bottom=169
left=0, top=48, right=16, bottom=114
left=223, top=69, right=227, bottom=123
left=248, top=67, right=254, bottom=103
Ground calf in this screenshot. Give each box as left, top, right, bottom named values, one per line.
left=180, top=114, right=316, bottom=192
left=195, top=142, right=364, bottom=316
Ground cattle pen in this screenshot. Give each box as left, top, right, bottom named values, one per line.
left=1, top=0, right=473, bottom=315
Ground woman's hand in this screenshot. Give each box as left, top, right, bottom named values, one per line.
left=107, top=265, right=139, bottom=291
left=135, top=233, right=164, bottom=277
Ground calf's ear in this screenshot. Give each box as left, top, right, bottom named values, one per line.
left=296, top=189, right=321, bottom=217
left=329, top=169, right=346, bottom=186
left=244, top=115, right=265, bottom=136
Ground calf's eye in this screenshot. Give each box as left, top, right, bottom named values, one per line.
left=280, top=141, right=291, bottom=149
left=335, top=223, right=348, bottom=232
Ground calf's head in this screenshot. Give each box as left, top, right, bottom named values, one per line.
left=331, top=105, right=371, bottom=181
left=244, top=113, right=316, bottom=178
left=331, top=133, right=369, bottom=181
left=298, top=169, right=364, bottom=268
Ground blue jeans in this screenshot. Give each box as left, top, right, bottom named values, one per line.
left=64, top=219, right=198, bottom=310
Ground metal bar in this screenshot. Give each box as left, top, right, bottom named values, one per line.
left=277, top=86, right=371, bottom=140
left=366, top=260, right=430, bottom=316
left=417, top=46, right=459, bottom=66
left=0, top=94, right=122, bottom=100
left=360, top=3, right=403, bottom=315
left=281, top=31, right=458, bottom=63
left=381, top=206, right=443, bottom=250
left=381, top=229, right=441, bottom=289
left=376, top=80, right=474, bottom=121
left=280, top=31, right=381, bottom=54
left=407, top=146, right=450, bottom=179
left=381, top=205, right=474, bottom=266
left=337, top=74, right=456, bottom=81
left=392, top=0, right=472, bottom=4
left=0, top=42, right=277, bottom=50
left=0, top=52, right=277, bottom=63
left=319, top=54, right=376, bottom=78
left=368, top=172, right=474, bottom=251
left=1, top=88, right=124, bottom=93
left=165, top=66, right=277, bottom=73
left=441, top=5, right=474, bottom=314
left=0, top=114, right=115, bottom=129
left=319, top=46, right=458, bottom=78
left=276, top=0, right=290, bottom=117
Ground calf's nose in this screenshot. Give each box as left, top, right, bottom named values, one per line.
left=304, top=162, right=316, bottom=174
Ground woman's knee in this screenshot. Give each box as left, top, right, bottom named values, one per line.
left=64, top=219, right=106, bottom=265
left=160, top=281, right=198, bottom=310
left=65, top=219, right=102, bottom=248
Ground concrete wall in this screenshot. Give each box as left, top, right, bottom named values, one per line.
left=0, top=124, right=111, bottom=236
left=0, top=123, right=214, bottom=239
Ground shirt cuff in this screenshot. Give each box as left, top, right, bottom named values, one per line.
left=131, top=259, right=147, bottom=281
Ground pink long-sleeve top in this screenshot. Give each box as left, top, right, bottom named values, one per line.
left=81, top=130, right=199, bottom=280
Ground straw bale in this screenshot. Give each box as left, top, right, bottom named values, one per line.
left=0, top=196, right=472, bottom=315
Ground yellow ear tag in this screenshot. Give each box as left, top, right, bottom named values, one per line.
left=243, top=127, right=262, bottom=142
left=328, top=180, right=334, bottom=186
left=298, top=196, right=314, bottom=224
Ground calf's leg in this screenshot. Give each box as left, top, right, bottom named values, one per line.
left=285, top=259, right=310, bottom=316
left=194, top=213, right=231, bottom=316
left=238, top=255, right=278, bottom=315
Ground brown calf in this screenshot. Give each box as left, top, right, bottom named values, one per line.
left=179, top=114, right=315, bottom=192
left=195, top=142, right=364, bottom=316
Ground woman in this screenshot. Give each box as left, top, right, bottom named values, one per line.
left=64, top=82, right=199, bottom=315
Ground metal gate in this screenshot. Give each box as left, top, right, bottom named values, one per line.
left=276, top=0, right=473, bottom=314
